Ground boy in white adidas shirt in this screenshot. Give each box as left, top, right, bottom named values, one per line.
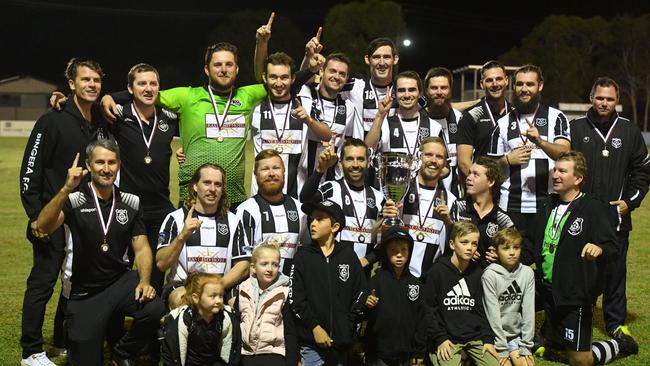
left=481, top=228, right=535, bottom=366
left=424, top=221, right=499, bottom=366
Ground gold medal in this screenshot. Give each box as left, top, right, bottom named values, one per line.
left=217, top=135, right=224, bottom=142
left=144, top=155, right=152, bottom=164
left=417, top=233, right=425, bottom=241
left=358, top=234, right=365, bottom=243
left=275, top=146, right=283, bottom=153
left=602, top=149, right=609, bottom=158
left=100, top=239, right=109, bottom=252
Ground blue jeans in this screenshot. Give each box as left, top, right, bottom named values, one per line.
left=300, top=345, right=347, bottom=366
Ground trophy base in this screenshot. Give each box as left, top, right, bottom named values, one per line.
left=383, top=217, right=404, bottom=227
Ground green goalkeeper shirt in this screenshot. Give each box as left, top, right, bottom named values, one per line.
left=159, top=84, right=267, bottom=203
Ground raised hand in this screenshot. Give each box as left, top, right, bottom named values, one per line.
left=64, top=153, right=88, bottom=192
left=316, top=145, right=338, bottom=173
left=378, top=94, right=393, bottom=117
left=256, top=12, right=274, bottom=43
left=525, top=120, right=541, bottom=145
left=305, top=26, right=323, bottom=57
left=181, top=205, right=203, bottom=237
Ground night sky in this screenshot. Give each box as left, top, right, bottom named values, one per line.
left=2, top=0, right=648, bottom=92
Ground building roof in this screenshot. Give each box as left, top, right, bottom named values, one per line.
left=0, top=75, right=57, bottom=94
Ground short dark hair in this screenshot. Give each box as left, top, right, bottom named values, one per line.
left=127, top=63, right=159, bottom=87
left=480, top=60, right=506, bottom=80
left=266, top=52, right=295, bottom=74
left=185, top=163, right=230, bottom=217
left=396, top=70, right=423, bottom=94
left=366, top=37, right=397, bottom=57
left=514, top=64, right=544, bottom=84
left=204, top=42, right=238, bottom=65
left=590, top=77, right=620, bottom=100
left=424, top=67, right=453, bottom=90
left=64, top=57, right=104, bottom=81
left=339, top=138, right=369, bottom=161
left=324, top=53, right=351, bottom=69
left=85, top=139, right=120, bottom=162
left=474, top=156, right=503, bottom=201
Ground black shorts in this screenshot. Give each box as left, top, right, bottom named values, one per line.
left=541, top=288, right=593, bottom=352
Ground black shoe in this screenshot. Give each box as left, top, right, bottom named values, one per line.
left=613, top=330, right=639, bottom=356
left=111, top=354, right=135, bottom=366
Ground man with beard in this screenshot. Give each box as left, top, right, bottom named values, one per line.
left=237, top=149, right=306, bottom=276
left=449, top=156, right=515, bottom=266
left=298, top=53, right=362, bottom=182
left=299, top=138, right=384, bottom=269
left=382, top=137, right=457, bottom=278
left=19, top=58, right=111, bottom=365
left=156, top=163, right=250, bottom=307
left=457, top=60, right=512, bottom=179
left=488, top=64, right=570, bottom=231
left=365, top=71, right=443, bottom=158
left=250, top=51, right=330, bottom=199
left=569, top=77, right=650, bottom=344
left=34, top=140, right=164, bottom=365
left=425, top=67, right=464, bottom=197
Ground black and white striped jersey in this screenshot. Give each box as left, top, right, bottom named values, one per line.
left=342, top=78, right=396, bottom=137
left=157, top=207, right=250, bottom=283
left=379, top=109, right=443, bottom=157
left=251, top=98, right=307, bottom=199
left=402, top=179, right=457, bottom=278
left=489, top=105, right=570, bottom=214
left=430, top=108, right=464, bottom=198
left=236, top=195, right=306, bottom=275
left=317, top=178, right=384, bottom=260
left=297, top=85, right=363, bottom=183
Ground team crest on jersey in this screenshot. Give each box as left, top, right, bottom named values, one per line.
left=287, top=210, right=299, bottom=222
left=535, top=118, right=547, bottom=127
left=408, top=284, right=420, bottom=301
left=231, top=99, right=242, bottom=107
left=486, top=222, right=499, bottom=238
left=449, top=123, right=458, bottom=134
left=338, top=264, right=350, bottom=282
left=337, top=105, right=346, bottom=115
left=217, top=223, right=229, bottom=236
left=583, top=136, right=590, bottom=143
left=158, top=121, right=169, bottom=132
left=611, top=138, right=622, bottom=149
left=408, top=194, right=415, bottom=204
left=367, top=197, right=376, bottom=208
left=568, top=218, right=583, bottom=236
left=419, top=127, right=430, bottom=138
left=115, top=209, right=129, bottom=225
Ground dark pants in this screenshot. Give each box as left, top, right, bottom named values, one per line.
left=66, top=271, right=165, bottom=366
left=603, top=231, right=629, bottom=334
left=21, top=225, right=66, bottom=358
left=507, top=212, right=536, bottom=237
left=144, top=208, right=173, bottom=293
left=241, top=354, right=286, bottom=366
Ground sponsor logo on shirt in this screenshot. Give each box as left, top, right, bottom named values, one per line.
left=232, top=99, right=242, bottom=107
left=80, top=208, right=96, bottom=213
left=499, top=280, right=523, bottom=303
left=443, top=278, right=475, bottom=310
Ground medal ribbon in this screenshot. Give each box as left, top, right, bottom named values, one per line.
left=484, top=99, right=509, bottom=127
left=207, top=87, right=233, bottom=134
left=514, top=103, right=540, bottom=146
left=88, top=182, right=116, bottom=243
left=130, top=104, right=158, bottom=155
left=588, top=115, right=620, bottom=146
left=317, top=89, right=338, bottom=128
left=267, top=97, right=292, bottom=146
left=415, top=183, right=444, bottom=229
left=399, top=114, right=421, bottom=156
left=341, top=180, right=368, bottom=231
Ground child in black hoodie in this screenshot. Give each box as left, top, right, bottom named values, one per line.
left=289, top=199, right=366, bottom=366
left=364, top=226, right=426, bottom=366
left=424, top=221, right=499, bottom=366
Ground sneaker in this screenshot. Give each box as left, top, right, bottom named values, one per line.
left=612, top=325, right=632, bottom=337
left=613, top=329, right=639, bottom=356
left=534, top=346, right=546, bottom=357
left=50, top=347, right=67, bottom=357
left=21, top=352, right=56, bottom=366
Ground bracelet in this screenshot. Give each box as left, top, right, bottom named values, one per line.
left=505, top=155, right=511, bottom=165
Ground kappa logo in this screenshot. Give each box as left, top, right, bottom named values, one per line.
left=287, top=210, right=299, bottom=222
left=443, top=278, right=475, bottom=308
left=448, top=123, right=458, bottom=134
left=535, top=118, right=547, bottom=127
left=115, top=209, right=129, bottom=225
left=568, top=217, right=583, bottom=236
left=499, top=280, right=523, bottom=302
left=611, top=138, right=622, bottom=149
left=338, top=264, right=349, bottom=282
left=367, top=197, right=376, bottom=208
left=419, top=127, right=430, bottom=138
left=486, top=222, right=499, bottom=238
left=337, top=105, right=346, bottom=115
left=408, top=284, right=420, bottom=301
left=217, top=223, right=229, bottom=236
left=158, top=121, right=169, bottom=132
left=231, top=99, right=242, bottom=107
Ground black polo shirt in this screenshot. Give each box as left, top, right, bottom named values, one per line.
left=63, top=181, right=146, bottom=299
left=112, top=103, right=178, bottom=217
left=457, top=98, right=511, bottom=160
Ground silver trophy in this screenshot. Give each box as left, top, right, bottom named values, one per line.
left=373, top=152, right=417, bottom=226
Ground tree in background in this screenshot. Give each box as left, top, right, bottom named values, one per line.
left=322, top=0, right=406, bottom=79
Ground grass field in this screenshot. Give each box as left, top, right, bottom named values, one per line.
left=1, top=136, right=648, bottom=365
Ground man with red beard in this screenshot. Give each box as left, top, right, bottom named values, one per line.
left=488, top=64, right=570, bottom=232
left=425, top=67, right=464, bottom=197
left=237, top=149, right=306, bottom=275
left=457, top=61, right=512, bottom=179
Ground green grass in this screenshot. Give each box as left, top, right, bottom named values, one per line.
left=1, top=136, right=647, bottom=365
